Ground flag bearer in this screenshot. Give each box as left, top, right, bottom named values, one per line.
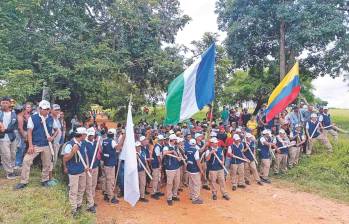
left=258, top=130, right=275, bottom=184
left=186, top=138, right=204, bottom=204
left=84, top=127, right=100, bottom=212
left=205, top=137, right=230, bottom=201
left=243, top=133, right=263, bottom=185
left=136, top=141, right=150, bottom=203
left=162, top=134, right=181, bottom=206
left=305, top=113, right=332, bottom=154
left=274, top=129, right=290, bottom=174
left=62, top=127, right=88, bottom=216
left=228, top=134, right=247, bottom=191
left=150, top=134, right=165, bottom=199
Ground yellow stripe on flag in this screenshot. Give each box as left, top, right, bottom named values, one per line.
left=268, top=62, right=299, bottom=106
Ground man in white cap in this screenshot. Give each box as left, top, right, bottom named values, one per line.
left=205, top=137, right=230, bottom=200
left=136, top=141, right=150, bottom=203
left=49, top=103, right=62, bottom=180
left=195, top=132, right=210, bottom=191
left=319, top=107, right=338, bottom=142
left=62, top=127, right=88, bottom=216
left=243, top=133, right=263, bottom=185
left=305, top=113, right=332, bottom=155
left=15, top=100, right=58, bottom=189
left=289, top=124, right=306, bottom=167
left=274, top=129, right=290, bottom=174
left=258, top=129, right=275, bottom=184
left=162, top=134, right=181, bottom=205
left=227, top=134, right=247, bottom=190
left=186, top=138, right=204, bottom=204
left=150, top=134, right=165, bottom=199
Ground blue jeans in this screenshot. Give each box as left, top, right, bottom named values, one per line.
left=15, top=137, right=26, bottom=167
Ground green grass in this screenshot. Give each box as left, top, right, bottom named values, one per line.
left=0, top=165, right=95, bottom=224
left=274, top=108, right=349, bottom=203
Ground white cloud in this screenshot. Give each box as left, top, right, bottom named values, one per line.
left=176, top=0, right=349, bottom=109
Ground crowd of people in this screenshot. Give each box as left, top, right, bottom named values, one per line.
left=0, top=96, right=344, bottom=217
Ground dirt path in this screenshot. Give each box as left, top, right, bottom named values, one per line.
left=94, top=115, right=349, bottom=224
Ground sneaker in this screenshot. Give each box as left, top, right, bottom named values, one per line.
left=257, top=181, right=263, bottom=186
left=212, top=194, right=217, bottom=200
left=245, top=180, right=250, bottom=185
left=238, top=184, right=246, bottom=188
left=232, top=186, right=237, bottom=191
left=139, top=198, right=149, bottom=203
left=103, top=194, right=109, bottom=201
left=6, top=173, right=17, bottom=180
left=151, top=194, right=160, bottom=200
left=223, top=194, right=230, bottom=200
left=172, top=196, right=180, bottom=201
left=192, top=199, right=204, bottom=204
left=41, top=181, right=50, bottom=187
left=167, top=200, right=173, bottom=206
left=203, top=185, right=210, bottom=190
left=87, top=206, right=96, bottom=213
left=14, top=183, right=27, bottom=190
left=261, top=178, right=271, bottom=184
left=111, top=197, right=119, bottom=204
left=71, top=210, right=78, bottom=218
left=156, top=192, right=165, bottom=197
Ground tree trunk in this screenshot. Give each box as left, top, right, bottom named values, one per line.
left=253, top=97, right=264, bottom=115
left=279, top=19, right=286, bottom=81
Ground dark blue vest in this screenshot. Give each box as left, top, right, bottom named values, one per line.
left=66, top=140, right=86, bottom=175
left=31, top=114, right=53, bottom=147
left=258, top=137, right=271, bottom=159
left=102, top=138, right=117, bottom=167
left=0, top=111, right=17, bottom=141
left=186, top=147, right=200, bottom=173
left=207, top=147, right=224, bottom=171
left=137, top=150, right=147, bottom=172
left=164, top=145, right=180, bottom=170
left=151, top=144, right=162, bottom=169
left=276, top=138, right=289, bottom=154
left=85, top=140, right=99, bottom=169
left=307, top=121, right=320, bottom=138
left=243, top=141, right=255, bottom=162
left=321, top=113, right=332, bottom=129
left=231, top=143, right=244, bottom=164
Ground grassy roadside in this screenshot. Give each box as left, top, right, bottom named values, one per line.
left=0, top=167, right=95, bottom=224
left=274, top=109, right=349, bottom=203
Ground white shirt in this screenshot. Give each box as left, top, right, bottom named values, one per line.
left=53, top=118, right=62, bottom=144
left=0, top=111, right=11, bottom=141
left=63, top=138, right=82, bottom=154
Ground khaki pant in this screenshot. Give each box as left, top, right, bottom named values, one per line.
left=260, top=159, right=271, bottom=179
left=152, top=168, right=161, bottom=194
left=308, top=134, right=332, bottom=155
left=201, top=162, right=209, bottom=186
left=231, top=163, right=245, bottom=187
left=324, top=129, right=338, bottom=142
left=244, top=161, right=261, bottom=183
left=50, top=143, right=61, bottom=171
left=295, top=146, right=301, bottom=164
left=180, top=165, right=188, bottom=187
left=209, top=169, right=228, bottom=196
left=188, top=173, right=201, bottom=200
left=69, top=172, right=86, bottom=212
left=86, top=167, right=98, bottom=208
left=0, top=140, right=17, bottom=174
left=274, top=154, right=288, bottom=173
left=105, top=166, right=115, bottom=198
left=166, top=169, right=180, bottom=200
left=20, top=146, right=52, bottom=184
left=139, top=170, right=146, bottom=198
left=99, top=162, right=107, bottom=193
left=288, top=147, right=298, bottom=167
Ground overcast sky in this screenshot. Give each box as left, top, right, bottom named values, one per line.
left=176, top=0, right=349, bottom=109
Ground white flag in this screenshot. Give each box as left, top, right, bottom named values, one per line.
left=120, top=103, right=140, bottom=206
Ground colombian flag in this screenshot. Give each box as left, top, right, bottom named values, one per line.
left=265, top=62, right=301, bottom=122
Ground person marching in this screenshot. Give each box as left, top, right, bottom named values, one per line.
left=84, top=127, right=100, bottom=213
left=136, top=141, right=150, bottom=203
left=205, top=137, right=230, bottom=200
left=62, top=127, right=88, bottom=216
left=243, top=133, right=263, bottom=185
left=195, top=132, right=210, bottom=190
left=258, top=130, right=275, bottom=184
left=289, top=124, right=306, bottom=167
left=319, top=107, right=338, bottom=142
left=49, top=104, right=62, bottom=181
left=150, top=134, right=165, bottom=199
left=228, top=134, right=247, bottom=191
left=15, top=100, right=58, bottom=189
left=102, top=128, right=123, bottom=204
left=274, top=129, right=290, bottom=174
left=162, top=134, right=181, bottom=206
left=186, top=138, right=204, bottom=204
left=305, top=113, right=332, bottom=155
left=0, top=96, right=18, bottom=179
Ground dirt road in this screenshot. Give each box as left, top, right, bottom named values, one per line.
left=95, top=115, right=349, bottom=224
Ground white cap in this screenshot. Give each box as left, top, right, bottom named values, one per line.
left=210, top=132, right=217, bottom=137
left=295, top=124, right=302, bottom=128
left=157, top=135, right=164, bottom=140
left=76, top=127, right=87, bottom=135
left=267, top=130, right=272, bottom=135
left=311, top=113, right=318, bottom=118
left=139, top=136, right=146, bottom=141
left=177, top=137, right=184, bottom=143
left=210, top=137, right=218, bottom=143
left=108, top=128, right=116, bottom=135
left=195, top=133, right=203, bottom=139
left=233, top=134, right=241, bottom=141
left=279, top=129, right=286, bottom=134
left=323, top=106, right=329, bottom=110
left=235, top=128, right=242, bottom=132
left=169, top=130, right=175, bottom=134
left=235, top=112, right=241, bottom=117
left=52, top=104, right=61, bottom=110
left=86, top=127, right=95, bottom=136
left=39, top=100, right=50, bottom=110
left=135, top=141, right=141, bottom=147
left=169, top=134, right=177, bottom=141
left=189, top=139, right=197, bottom=146
left=262, top=129, right=269, bottom=135
left=246, top=133, right=253, bottom=138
